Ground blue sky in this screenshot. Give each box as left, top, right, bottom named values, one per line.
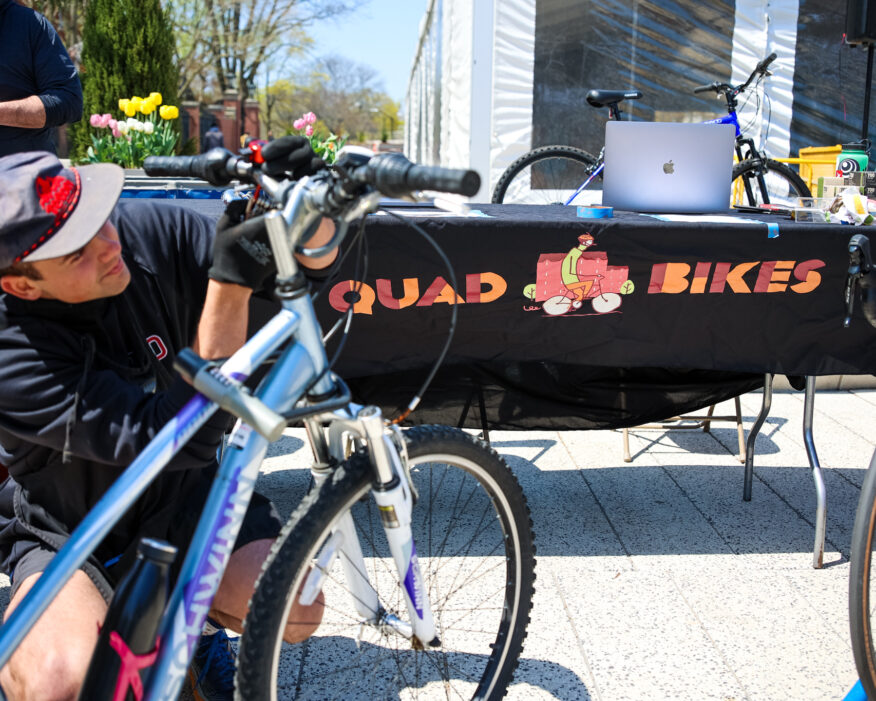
left=299, top=0, right=429, bottom=105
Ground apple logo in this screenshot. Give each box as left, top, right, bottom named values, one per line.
left=662, top=160, right=675, bottom=174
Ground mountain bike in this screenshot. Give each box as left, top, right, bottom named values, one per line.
left=845, top=232, right=876, bottom=700
left=0, top=147, right=536, bottom=700
left=492, top=53, right=811, bottom=208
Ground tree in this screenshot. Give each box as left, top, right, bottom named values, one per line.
left=171, top=0, right=360, bottom=136
left=264, top=54, right=402, bottom=142
left=71, top=0, right=180, bottom=160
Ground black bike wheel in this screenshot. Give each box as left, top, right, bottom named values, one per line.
left=732, top=158, right=811, bottom=207
left=850, top=448, right=876, bottom=697
left=492, top=145, right=600, bottom=205
left=236, top=425, right=536, bottom=701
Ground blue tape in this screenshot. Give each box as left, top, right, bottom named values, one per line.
left=577, top=205, right=613, bottom=219
left=766, top=222, right=779, bottom=238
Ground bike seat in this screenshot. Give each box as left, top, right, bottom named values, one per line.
left=586, top=90, right=643, bottom=109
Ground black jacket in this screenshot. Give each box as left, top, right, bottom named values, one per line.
left=0, top=201, right=229, bottom=580
left=0, top=0, right=83, bottom=156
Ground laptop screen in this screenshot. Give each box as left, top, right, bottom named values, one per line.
left=602, top=122, right=736, bottom=213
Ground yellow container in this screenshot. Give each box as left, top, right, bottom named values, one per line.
left=796, top=145, right=842, bottom=193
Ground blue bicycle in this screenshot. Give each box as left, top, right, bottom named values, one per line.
left=0, top=148, right=536, bottom=700
left=491, top=53, right=812, bottom=208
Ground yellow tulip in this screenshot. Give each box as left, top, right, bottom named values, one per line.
left=123, top=101, right=138, bottom=117
left=159, top=105, right=179, bottom=120
left=140, top=99, right=156, bottom=115
left=131, top=95, right=143, bottom=103
left=118, top=98, right=130, bottom=112
left=148, top=92, right=162, bottom=106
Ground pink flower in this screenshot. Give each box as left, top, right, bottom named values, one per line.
left=108, top=119, right=117, bottom=130
left=293, top=118, right=306, bottom=130
left=304, top=111, right=317, bottom=125
left=89, top=113, right=102, bottom=127
left=111, top=125, right=122, bottom=138
left=305, top=125, right=314, bottom=137
left=100, top=113, right=113, bottom=127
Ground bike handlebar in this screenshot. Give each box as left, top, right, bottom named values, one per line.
left=693, top=81, right=721, bottom=94
left=693, top=52, right=778, bottom=97
left=144, top=149, right=480, bottom=201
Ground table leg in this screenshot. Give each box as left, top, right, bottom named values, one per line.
left=743, top=374, right=773, bottom=501
left=803, top=375, right=826, bottom=569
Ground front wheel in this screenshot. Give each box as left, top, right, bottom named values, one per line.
left=849, top=448, right=876, bottom=698
left=236, top=425, right=536, bottom=701
left=732, top=158, right=811, bottom=207
left=591, top=292, right=621, bottom=314
left=492, top=145, right=601, bottom=205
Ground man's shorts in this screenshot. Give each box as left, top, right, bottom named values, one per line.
left=8, top=490, right=282, bottom=604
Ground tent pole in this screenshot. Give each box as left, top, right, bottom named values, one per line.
left=863, top=43, right=875, bottom=144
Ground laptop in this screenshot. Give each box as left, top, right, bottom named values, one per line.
left=601, top=122, right=736, bottom=213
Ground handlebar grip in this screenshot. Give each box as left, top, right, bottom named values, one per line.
left=693, top=84, right=714, bottom=94
left=403, top=164, right=481, bottom=196
left=143, top=155, right=199, bottom=177
left=365, top=153, right=480, bottom=198
left=143, top=148, right=236, bottom=186
left=758, top=52, right=778, bottom=72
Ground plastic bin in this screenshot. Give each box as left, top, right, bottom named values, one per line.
left=796, top=144, right=842, bottom=193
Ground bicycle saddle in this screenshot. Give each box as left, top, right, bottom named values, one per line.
left=586, top=90, right=643, bottom=109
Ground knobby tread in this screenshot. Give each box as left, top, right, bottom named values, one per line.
left=235, top=425, right=536, bottom=701
left=732, top=158, right=811, bottom=203
left=492, top=144, right=599, bottom=204
left=849, top=449, right=876, bottom=698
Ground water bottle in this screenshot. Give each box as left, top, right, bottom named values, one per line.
left=78, top=538, right=177, bottom=701
left=837, top=141, right=870, bottom=176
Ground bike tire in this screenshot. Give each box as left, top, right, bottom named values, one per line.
left=732, top=158, right=811, bottom=207
left=849, top=448, right=876, bottom=698
left=236, top=424, right=536, bottom=701
left=492, top=145, right=600, bottom=205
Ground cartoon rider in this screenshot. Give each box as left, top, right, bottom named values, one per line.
left=561, top=233, right=596, bottom=309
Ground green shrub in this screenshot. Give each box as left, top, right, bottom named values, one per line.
left=71, top=0, right=179, bottom=163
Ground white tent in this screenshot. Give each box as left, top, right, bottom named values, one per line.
left=406, top=0, right=873, bottom=201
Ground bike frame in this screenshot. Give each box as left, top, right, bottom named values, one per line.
left=0, top=172, right=439, bottom=700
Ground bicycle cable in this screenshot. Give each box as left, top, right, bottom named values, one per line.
left=325, top=218, right=369, bottom=371
left=382, top=208, right=459, bottom=424
left=306, top=204, right=458, bottom=424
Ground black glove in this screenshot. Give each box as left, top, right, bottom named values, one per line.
left=260, top=135, right=325, bottom=179
left=208, top=199, right=276, bottom=290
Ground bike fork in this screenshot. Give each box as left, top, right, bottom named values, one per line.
left=359, top=407, right=439, bottom=647
left=301, top=409, right=439, bottom=647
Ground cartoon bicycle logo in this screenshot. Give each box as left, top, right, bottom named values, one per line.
left=523, top=233, right=635, bottom=316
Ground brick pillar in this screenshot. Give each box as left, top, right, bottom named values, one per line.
left=223, top=90, right=241, bottom=148
left=244, top=99, right=260, bottom=140
left=181, top=101, right=200, bottom=150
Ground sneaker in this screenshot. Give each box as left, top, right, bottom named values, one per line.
left=187, top=620, right=237, bottom=701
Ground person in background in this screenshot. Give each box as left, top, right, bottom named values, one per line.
left=202, top=122, right=224, bottom=152
left=0, top=0, right=83, bottom=157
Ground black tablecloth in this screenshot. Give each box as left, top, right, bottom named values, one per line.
left=183, top=200, right=876, bottom=430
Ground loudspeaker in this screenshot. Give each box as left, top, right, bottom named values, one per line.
left=847, top=0, right=876, bottom=45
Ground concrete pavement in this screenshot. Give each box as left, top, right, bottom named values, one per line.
left=1, top=386, right=871, bottom=700
left=248, top=386, right=872, bottom=699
